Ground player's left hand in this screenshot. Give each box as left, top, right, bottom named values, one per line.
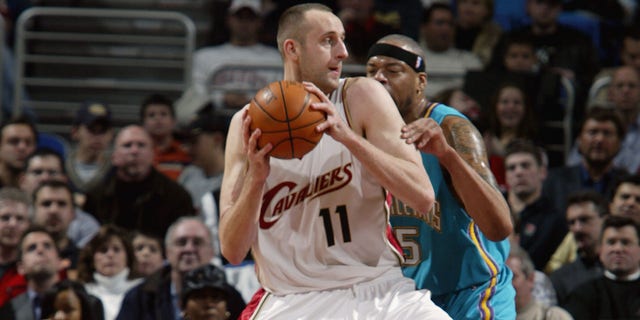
left=401, top=118, right=450, bottom=158
left=303, top=81, right=354, bottom=144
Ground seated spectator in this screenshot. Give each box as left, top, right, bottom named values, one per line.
left=130, top=231, right=164, bottom=279
left=549, top=191, right=607, bottom=305
left=83, top=125, right=194, bottom=240
left=0, top=188, right=31, bottom=307
left=19, top=148, right=100, bottom=248
left=337, top=0, right=400, bottom=64
left=0, top=226, right=63, bottom=319
left=432, top=87, right=482, bottom=126
left=116, top=217, right=245, bottom=320
left=180, top=264, right=234, bottom=320
left=32, top=180, right=80, bottom=272
left=0, top=116, right=37, bottom=188
left=608, top=174, right=640, bottom=224
left=420, top=2, right=483, bottom=98
left=453, top=0, right=502, bottom=66
left=65, top=101, right=114, bottom=194
left=41, top=279, right=104, bottom=320
left=178, top=113, right=228, bottom=215
left=505, top=139, right=566, bottom=270
left=507, top=245, right=573, bottom=320
left=483, top=83, right=537, bottom=190
left=543, top=106, right=628, bottom=214
left=563, top=215, right=640, bottom=319
left=492, top=0, right=600, bottom=119
left=78, top=225, right=142, bottom=320
left=141, top=94, right=191, bottom=181
left=177, top=0, right=282, bottom=123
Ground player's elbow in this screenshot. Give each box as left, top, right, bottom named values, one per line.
left=416, top=192, right=436, bottom=216
left=220, top=244, right=245, bottom=265
left=484, top=219, right=513, bottom=242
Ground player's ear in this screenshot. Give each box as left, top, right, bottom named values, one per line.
left=283, top=39, right=299, bottom=61
left=417, top=72, right=427, bottom=95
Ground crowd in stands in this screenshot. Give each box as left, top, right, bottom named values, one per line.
left=0, top=0, right=639, bottom=319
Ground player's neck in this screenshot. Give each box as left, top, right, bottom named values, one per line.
left=409, top=98, right=430, bottom=122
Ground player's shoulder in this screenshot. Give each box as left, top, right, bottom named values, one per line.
left=343, top=76, right=387, bottom=100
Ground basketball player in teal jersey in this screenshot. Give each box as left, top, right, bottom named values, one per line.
left=366, top=34, right=516, bottom=320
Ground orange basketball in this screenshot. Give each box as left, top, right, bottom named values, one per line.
left=248, top=81, right=326, bottom=159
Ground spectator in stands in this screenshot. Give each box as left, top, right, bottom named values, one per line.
left=116, top=217, right=245, bottom=320
left=65, top=101, right=114, bottom=194
left=483, top=82, right=537, bottom=190
left=140, top=94, right=191, bottom=181
left=0, top=226, right=62, bottom=320
left=0, top=116, right=37, bottom=188
left=130, top=231, right=164, bottom=279
left=609, top=174, right=640, bottom=224
left=180, top=264, right=234, bottom=320
left=609, top=66, right=640, bottom=174
left=0, top=188, right=30, bottom=307
left=453, top=0, right=501, bottom=66
left=507, top=245, right=573, bottom=320
left=493, top=0, right=599, bottom=116
left=83, top=125, right=194, bottom=240
left=432, top=87, right=482, bottom=126
left=19, top=149, right=99, bottom=248
left=337, top=0, right=400, bottom=64
left=178, top=113, right=227, bottom=216
left=180, top=0, right=281, bottom=122
left=419, top=2, right=483, bottom=98
left=549, top=191, right=607, bottom=306
left=505, top=139, right=566, bottom=271
left=32, top=180, right=80, bottom=271
left=543, top=106, right=628, bottom=214
left=620, top=26, right=640, bottom=72
left=546, top=173, right=640, bottom=274
left=78, top=225, right=142, bottom=320
left=563, top=215, right=640, bottom=319
left=41, top=279, right=104, bottom=320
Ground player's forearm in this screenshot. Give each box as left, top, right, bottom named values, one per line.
left=343, top=132, right=435, bottom=214
left=439, top=148, right=513, bottom=240
left=219, top=177, right=263, bottom=265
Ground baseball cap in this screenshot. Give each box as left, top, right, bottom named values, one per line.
left=74, top=101, right=112, bottom=128
left=188, top=113, right=230, bottom=137
left=228, top=0, right=261, bottom=15
left=181, top=264, right=229, bottom=306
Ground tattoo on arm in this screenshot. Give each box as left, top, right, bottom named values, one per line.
left=444, top=118, right=500, bottom=190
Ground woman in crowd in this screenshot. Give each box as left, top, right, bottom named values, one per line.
left=483, top=82, right=537, bottom=190
left=77, top=225, right=142, bottom=320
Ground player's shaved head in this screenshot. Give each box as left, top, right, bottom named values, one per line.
left=276, top=3, right=332, bottom=55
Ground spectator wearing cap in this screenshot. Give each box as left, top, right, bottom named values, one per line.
left=140, top=94, right=191, bottom=181
left=0, top=116, right=37, bottom=188
left=178, top=113, right=228, bottom=214
left=181, top=264, right=244, bottom=320
left=65, top=101, right=114, bottom=194
left=176, top=0, right=281, bottom=122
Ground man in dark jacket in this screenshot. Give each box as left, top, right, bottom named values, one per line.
left=83, top=125, right=194, bottom=239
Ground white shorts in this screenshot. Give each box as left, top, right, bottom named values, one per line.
left=246, top=268, right=451, bottom=320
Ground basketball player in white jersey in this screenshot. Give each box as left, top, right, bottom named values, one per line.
left=218, top=3, right=450, bottom=320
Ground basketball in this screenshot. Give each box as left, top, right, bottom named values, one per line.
left=248, top=81, right=326, bottom=159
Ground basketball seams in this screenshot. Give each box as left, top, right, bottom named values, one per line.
left=279, top=81, right=296, bottom=158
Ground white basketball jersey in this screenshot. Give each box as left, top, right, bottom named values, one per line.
left=253, top=78, right=403, bottom=295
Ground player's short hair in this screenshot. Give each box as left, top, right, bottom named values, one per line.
left=276, top=3, right=332, bottom=55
